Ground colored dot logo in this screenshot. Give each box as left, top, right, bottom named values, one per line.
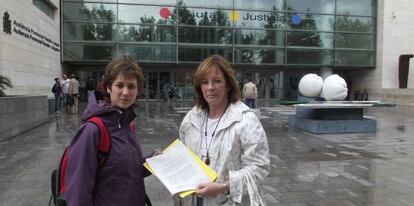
left=159, top=8, right=171, bottom=19
left=228, top=10, right=239, bottom=23
left=291, top=14, right=301, bottom=25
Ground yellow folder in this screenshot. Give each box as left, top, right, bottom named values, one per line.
left=143, top=139, right=218, bottom=198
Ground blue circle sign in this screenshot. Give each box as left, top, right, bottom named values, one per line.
left=291, top=14, right=301, bottom=25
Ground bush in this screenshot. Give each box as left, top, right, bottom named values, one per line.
left=0, top=75, right=12, bottom=97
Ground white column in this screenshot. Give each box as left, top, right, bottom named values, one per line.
left=320, top=67, right=333, bottom=80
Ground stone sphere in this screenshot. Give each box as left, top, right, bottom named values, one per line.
left=298, top=74, right=323, bottom=97
left=321, top=74, right=348, bottom=101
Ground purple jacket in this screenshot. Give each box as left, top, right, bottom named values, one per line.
left=63, top=95, right=148, bottom=206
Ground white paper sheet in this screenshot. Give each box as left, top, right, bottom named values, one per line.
left=145, top=141, right=211, bottom=195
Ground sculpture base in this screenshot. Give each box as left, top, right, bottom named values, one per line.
left=288, top=107, right=376, bottom=134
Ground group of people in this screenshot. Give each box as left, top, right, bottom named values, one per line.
left=59, top=55, right=270, bottom=206
left=52, top=74, right=79, bottom=114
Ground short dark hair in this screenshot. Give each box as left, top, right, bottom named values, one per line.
left=193, top=55, right=240, bottom=110
left=103, top=55, right=144, bottom=102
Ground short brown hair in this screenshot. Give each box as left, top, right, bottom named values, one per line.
left=193, top=55, right=240, bottom=110
left=103, top=55, right=144, bottom=102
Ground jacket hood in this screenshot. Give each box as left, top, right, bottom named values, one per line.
left=189, top=101, right=253, bottom=130
left=81, top=93, right=111, bottom=121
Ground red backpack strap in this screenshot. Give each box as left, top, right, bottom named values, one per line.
left=130, top=122, right=136, bottom=135
left=88, top=117, right=111, bottom=168
left=58, top=148, right=69, bottom=194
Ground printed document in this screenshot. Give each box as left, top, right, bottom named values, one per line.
left=145, top=139, right=217, bottom=197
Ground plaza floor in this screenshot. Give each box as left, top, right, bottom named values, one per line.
left=0, top=100, right=414, bottom=206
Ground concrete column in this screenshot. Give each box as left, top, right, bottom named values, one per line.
left=320, top=67, right=333, bottom=80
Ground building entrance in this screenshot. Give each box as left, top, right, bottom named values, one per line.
left=142, top=71, right=171, bottom=100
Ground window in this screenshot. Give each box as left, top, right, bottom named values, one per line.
left=33, top=0, right=56, bottom=19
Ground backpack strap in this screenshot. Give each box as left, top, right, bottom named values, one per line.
left=87, top=117, right=111, bottom=168
left=58, top=148, right=69, bottom=194
left=130, top=122, right=136, bottom=135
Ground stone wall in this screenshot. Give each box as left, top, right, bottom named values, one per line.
left=0, top=96, right=48, bottom=142
left=0, top=0, right=61, bottom=97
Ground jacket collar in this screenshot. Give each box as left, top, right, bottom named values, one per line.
left=189, top=101, right=251, bottom=131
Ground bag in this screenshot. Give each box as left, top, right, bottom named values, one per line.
left=52, top=82, right=62, bottom=93
left=49, top=117, right=152, bottom=206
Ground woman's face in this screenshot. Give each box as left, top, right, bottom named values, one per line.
left=200, top=66, right=228, bottom=108
left=107, top=73, right=138, bottom=109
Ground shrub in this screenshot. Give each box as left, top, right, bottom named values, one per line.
left=0, top=75, right=12, bottom=97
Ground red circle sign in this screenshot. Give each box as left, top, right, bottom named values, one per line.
left=160, top=8, right=170, bottom=19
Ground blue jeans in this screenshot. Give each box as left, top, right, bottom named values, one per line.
left=54, top=93, right=61, bottom=112
left=245, top=98, right=256, bottom=109
left=62, top=93, right=69, bottom=106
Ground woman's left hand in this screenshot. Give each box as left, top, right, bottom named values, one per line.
left=151, top=150, right=162, bottom=157
left=195, top=182, right=226, bottom=197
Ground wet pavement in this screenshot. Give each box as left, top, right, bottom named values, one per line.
left=1, top=100, right=414, bottom=206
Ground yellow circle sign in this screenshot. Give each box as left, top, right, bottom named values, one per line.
left=228, top=10, right=239, bottom=22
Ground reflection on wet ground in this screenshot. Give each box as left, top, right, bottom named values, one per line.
left=0, top=101, right=414, bottom=206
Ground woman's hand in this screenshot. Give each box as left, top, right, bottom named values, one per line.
left=151, top=149, right=162, bottom=157
left=195, top=182, right=228, bottom=197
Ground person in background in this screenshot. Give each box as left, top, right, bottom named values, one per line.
left=162, top=79, right=173, bottom=102
left=179, top=55, right=270, bottom=206
left=63, top=55, right=156, bottom=206
left=61, top=74, right=70, bottom=112
left=52, top=77, right=62, bottom=113
left=86, top=76, right=95, bottom=101
left=95, top=75, right=104, bottom=100
left=361, top=88, right=369, bottom=101
left=68, top=74, right=80, bottom=114
left=242, top=79, right=258, bottom=109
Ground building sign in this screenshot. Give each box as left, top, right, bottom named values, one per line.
left=2, top=11, right=60, bottom=52
left=157, top=8, right=302, bottom=27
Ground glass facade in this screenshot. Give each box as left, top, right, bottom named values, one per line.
left=62, top=0, right=377, bottom=68
left=33, top=0, right=56, bottom=19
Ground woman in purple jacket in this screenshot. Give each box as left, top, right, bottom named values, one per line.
left=63, top=56, right=152, bottom=206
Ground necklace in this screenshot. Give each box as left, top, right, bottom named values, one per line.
left=204, top=104, right=229, bottom=165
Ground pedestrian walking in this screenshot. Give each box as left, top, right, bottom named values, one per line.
left=242, top=79, right=258, bottom=109
left=95, top=75, right=104, bottom=100
left=61, top=55, right=157, bottom=206
left=52, top=77, right=62, bottom=113
left=68, top=74, right=79, bottom=114
left=61, top=74, right=70, bottom=112
left=162, top=79, right=173, bottom=102
left=86, top=76, right=95, bottom=101
left=178, top=55, right=270, bottom=206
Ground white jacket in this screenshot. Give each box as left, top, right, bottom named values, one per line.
left=179, top=101, right=270, bottom=206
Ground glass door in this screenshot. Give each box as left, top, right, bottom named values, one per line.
left=236, top=71, right=266, bottom=99
left=142, top=71, right=171, bottom=100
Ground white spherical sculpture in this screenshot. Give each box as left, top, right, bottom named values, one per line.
left=298, top=74, right=323, bottom=97
left=321, top=74, right=348, bottom=101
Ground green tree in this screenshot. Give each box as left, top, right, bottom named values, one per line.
left=211, top=9, right=231, bottom=44
left=172, top=0, right=199, bottom=61
left=259, top=8, right=278, bottom=64
left=335, top=16, right=371, bottom=33
left=288, top=13, right=321, bottom=47
left=81, top=5, right=115, bottom=41
left=0, top=75, right=12, bottom=97
left=285, top=12, right=323, bottom=65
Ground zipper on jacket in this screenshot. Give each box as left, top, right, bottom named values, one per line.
left=117, top=110, right=122, bottom=129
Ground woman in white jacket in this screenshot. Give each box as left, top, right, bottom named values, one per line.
left=179, top=55, right=270, bottom=206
